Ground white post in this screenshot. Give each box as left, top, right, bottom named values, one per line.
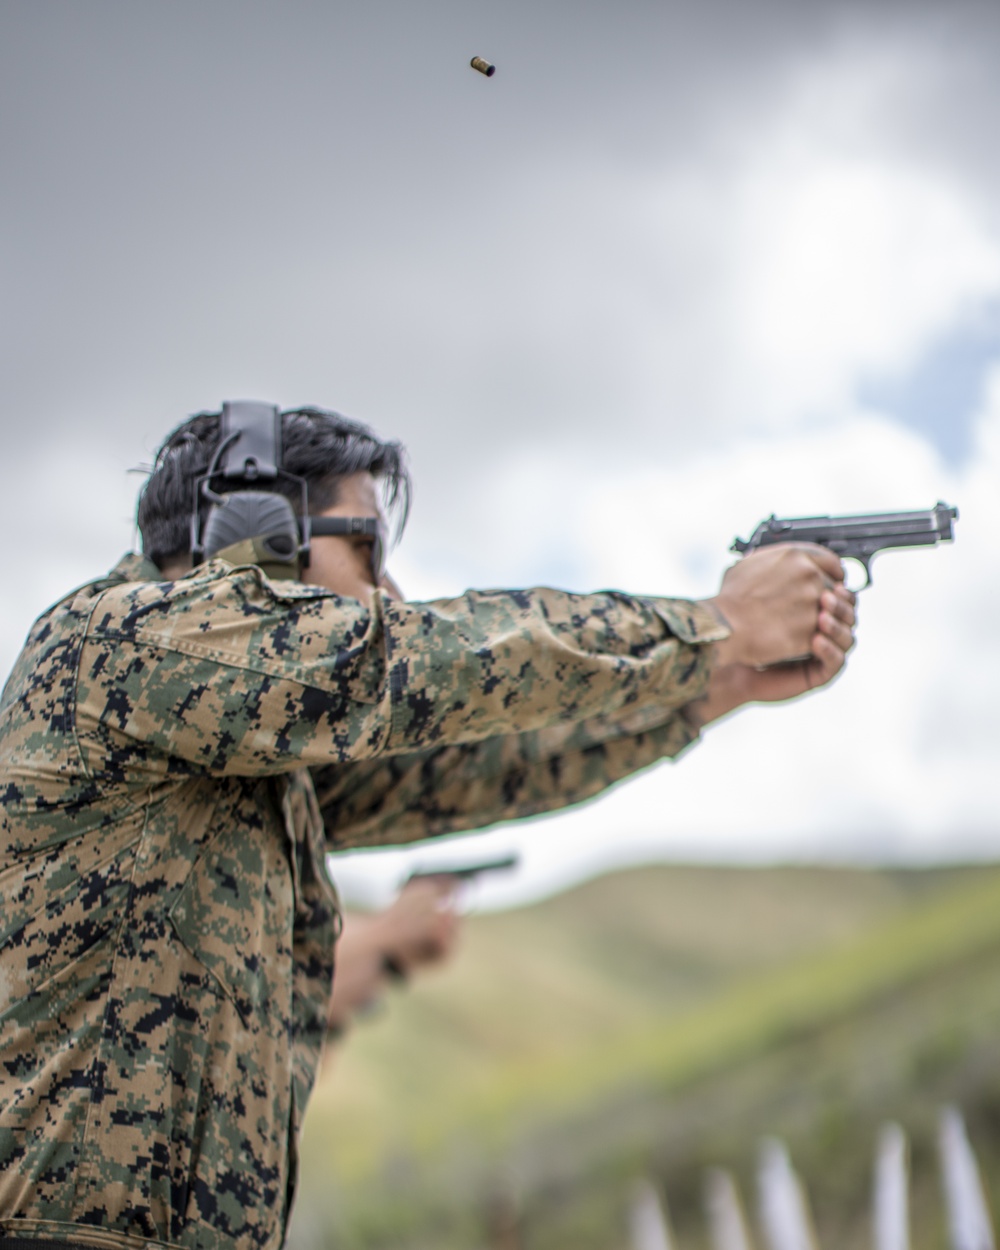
left=874, top=1123, right=910, bottom=1250
left=939, top=1105, right=996, bottom=1250
left=628, top=1178, right=674, bottom=1250
left=757, top=1138, right=820, bottom=1250
left=705, top=1166, right=755, bottom=1250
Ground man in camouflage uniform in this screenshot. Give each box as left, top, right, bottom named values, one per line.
left=0, top=405, right=855, bottom=1250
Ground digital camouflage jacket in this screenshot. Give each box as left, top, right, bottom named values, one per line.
left=0, top=553, right=727, bottom=1250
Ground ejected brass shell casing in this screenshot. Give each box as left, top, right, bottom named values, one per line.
left=470, top=56, right=495, bottom=77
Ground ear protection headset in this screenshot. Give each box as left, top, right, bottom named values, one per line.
left=190, top=400, right=386, bottom=583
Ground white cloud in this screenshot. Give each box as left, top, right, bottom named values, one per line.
left=728, top=156, right=1000, bottom=420
left=619, top=43, right=1000, bottom=439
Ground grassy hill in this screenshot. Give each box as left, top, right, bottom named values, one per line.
left=291, top=863, right=1000, bottom=1250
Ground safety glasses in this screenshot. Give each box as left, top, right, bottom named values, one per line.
left=308, top=516, right=386, bottom=582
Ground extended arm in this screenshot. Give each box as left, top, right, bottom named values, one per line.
left=76, top=570, right=726, bottom=776
left=313, top=545, right=856, bottom=847
left=75, top=544, right=852, bottom=791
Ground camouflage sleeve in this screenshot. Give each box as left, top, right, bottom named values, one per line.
left=76, top=564, right=727, bottom=776
left=311, top=700, right=699, bottom=850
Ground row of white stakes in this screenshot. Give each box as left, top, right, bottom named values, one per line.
left=628, top=1106, right=995, bottom=1250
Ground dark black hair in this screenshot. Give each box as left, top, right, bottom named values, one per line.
left=137, top=405, right=410, bottom=568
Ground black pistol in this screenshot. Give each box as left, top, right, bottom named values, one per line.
left=731, top=502, right=958, bottom=588
left=406, top=853, right=519, bottom=883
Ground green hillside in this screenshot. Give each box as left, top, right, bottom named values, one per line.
left=291, top=863, right=1000, bottom=1250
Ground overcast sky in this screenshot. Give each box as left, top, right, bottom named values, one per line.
left=2, top=1, right=998, bottom=907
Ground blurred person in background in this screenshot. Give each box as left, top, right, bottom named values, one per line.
left=326, top=875, right=460, bottom=1041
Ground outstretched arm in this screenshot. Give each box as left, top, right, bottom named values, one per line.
left=77, top=570, right=724, bottom=777
left=314, top=544, right=856, bottom=848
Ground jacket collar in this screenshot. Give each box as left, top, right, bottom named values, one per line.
left=109, top=552, right=165, bottom=584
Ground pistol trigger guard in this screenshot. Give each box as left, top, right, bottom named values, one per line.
left=842, top=554, right=872, bottom=592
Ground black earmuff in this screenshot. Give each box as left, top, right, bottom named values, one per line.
left=190, top=400, right=387, bottom=584
left=190, top=400, right=310, bottom=578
